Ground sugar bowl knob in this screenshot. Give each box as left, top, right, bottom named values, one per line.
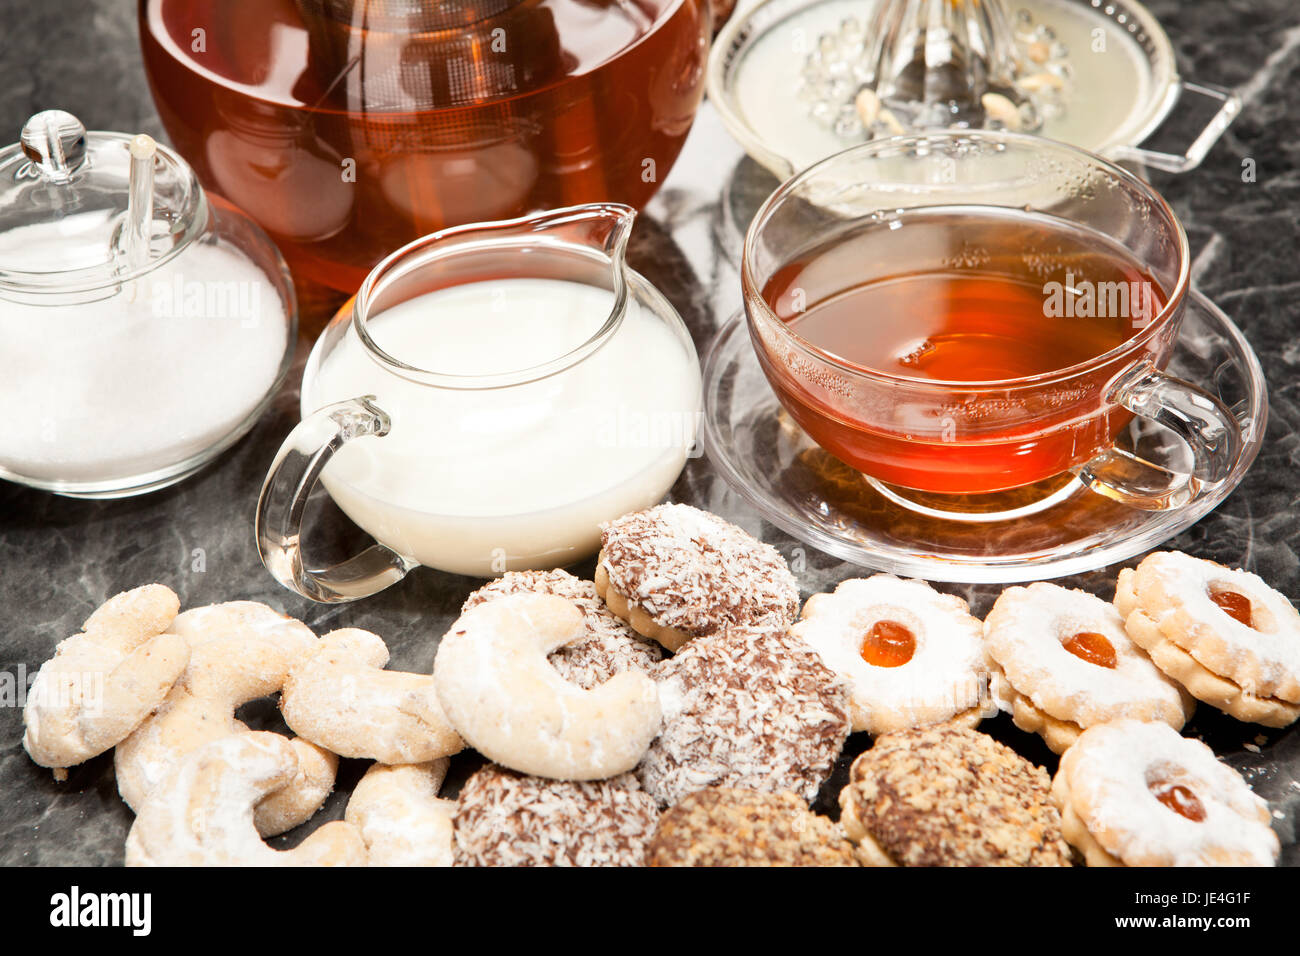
left=21, top=110, right=88, bottom=181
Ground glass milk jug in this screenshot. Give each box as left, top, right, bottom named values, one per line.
left=257, top=204, right=702, bottom=602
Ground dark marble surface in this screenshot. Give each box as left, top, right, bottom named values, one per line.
left=2, top=0, right=1300, bottom=866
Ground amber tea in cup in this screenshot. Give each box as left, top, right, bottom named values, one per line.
left=744, top=132, right=1242, bottom=514
left=760, top=205, right=1164, bottom=494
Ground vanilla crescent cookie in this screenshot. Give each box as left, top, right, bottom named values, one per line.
left=1116, top=552, right=1300, bottom=727
left=984, top=583, right=1193, bottom=754
left=462, top=569, right=661, bottom=687
left=1052, top=720, right=1279, bottom=867
left=433, top=593, right=661, bottom=780
left=594, top=503, right=800, bottom=652
left=453, top=764, right=660, bottom=867
left=23, top=584, right=188, bottom=770
left=114, top=600, right=332, bottom=836
left=793, top=575, right=989, bottom=735
left=638, top=627, right=850, bottom=806
left=124, top=732, right=367, bottom=867
left=280, top=628, right=463, bottom=764
left=345, top=760, right=455, bottom=867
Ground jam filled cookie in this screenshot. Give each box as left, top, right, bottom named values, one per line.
left=452, top=764, right=660, bottom=867
left=638, top=627, right=851, bottom=806
left=793, top=575, right=989, bottom=735
left=1116, top=552, right=1300, bottom=727
left=595, top=503, right=800, bottom=652
left=839, top=725, right=1072, bottom=867
left=1052, top=720, right=1279, bottom=867
left=984, top=582, right=1194, bottom=754
left=463, top=569, right=662, bottom=688
left=647, top=788, right=857, bottom=867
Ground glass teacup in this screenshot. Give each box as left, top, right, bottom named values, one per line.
left=743, top=131, right=1242, bottom=518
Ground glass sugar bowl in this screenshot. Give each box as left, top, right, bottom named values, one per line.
left=257, top=203, right=702, bottom=602
left=0, top=110, right=296, bottom=498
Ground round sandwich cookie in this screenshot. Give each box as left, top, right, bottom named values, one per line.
left=1116, top=552, right=1300, bottom=727
left=793, top=575, right=989, bottom=735
left=1052, top=720, right=1279, bottom=867
left=595, top=503, right=801, bottom=652
left=984, top=582, right=1194, bottom=754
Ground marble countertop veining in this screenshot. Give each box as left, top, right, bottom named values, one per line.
left=1, top=0, right=1299, bottom=866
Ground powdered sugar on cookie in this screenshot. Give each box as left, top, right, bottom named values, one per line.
left=1119, top=552, right=1300, bottom=703
left=463, top=569, right=661, bottom=688
left=793, top=575, right=989, bottom=735
left=1054, top=720, right=1278, bottom=867
left=985, top=583, right=1192, bottom=733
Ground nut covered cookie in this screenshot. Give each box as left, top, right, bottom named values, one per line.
left=1116, top=552, right=1300, bottom=727
left=793, top=575, right=989, bottom=735
left=648, top=789, right=857, bottom=867
left=839, top=725, right=1071, bottom=867
left=1052, top=720, right=1279, bottom=867
left=638, top=627, right=850, bottom=806
left=595, top=504, right=800, bottom=651
left=984, top=582, right=1193, bottom=754
left=452, top=764, right=660, bottom=867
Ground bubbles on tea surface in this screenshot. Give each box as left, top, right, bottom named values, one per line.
left=897, top=338, right=937, bottom=369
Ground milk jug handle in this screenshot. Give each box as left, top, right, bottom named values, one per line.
left=255, top=396, right=416, bottom=603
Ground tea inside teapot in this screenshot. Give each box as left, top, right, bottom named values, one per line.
left=139, top=0, right=711, bottom=292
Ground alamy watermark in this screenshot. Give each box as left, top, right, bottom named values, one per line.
left=1042, top=272, right=1160, bottom=327
left=49, top=886, right=151, bottom=936
left=589, top=407, right=704, bottom=458
left=1, top=664, right=103, bottom=715
left=149, top=272, right=263, bottom=327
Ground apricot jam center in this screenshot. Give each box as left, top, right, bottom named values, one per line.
left=1210, top=589, right=1253, bottom=628
left=1150, top=782, right=1207, bottom=823
left=1062, top=632, right=1117, bottom=669
left=860, top=620, right=916, bottom=668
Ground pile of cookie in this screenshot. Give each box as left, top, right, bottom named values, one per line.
left=21, top=503, right=1295, bottom=866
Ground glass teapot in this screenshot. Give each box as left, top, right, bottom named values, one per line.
left=139, top=0, right=712, bottom=294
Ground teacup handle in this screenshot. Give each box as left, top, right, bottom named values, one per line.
left=1075, top=362, right=1243, bottom=511
left=255, top=396, right=417, bottom=603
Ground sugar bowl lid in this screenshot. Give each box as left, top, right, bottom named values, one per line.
left=0, top=109, right=207, bottom=297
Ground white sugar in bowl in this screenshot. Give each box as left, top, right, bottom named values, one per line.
left=0, top=110, right=296, bottom=497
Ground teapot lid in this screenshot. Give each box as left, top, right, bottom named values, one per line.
left=0, top=110, right=207, bottom=297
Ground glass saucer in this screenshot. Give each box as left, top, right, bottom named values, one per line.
left=701, top=289, right=1267, bottom=583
